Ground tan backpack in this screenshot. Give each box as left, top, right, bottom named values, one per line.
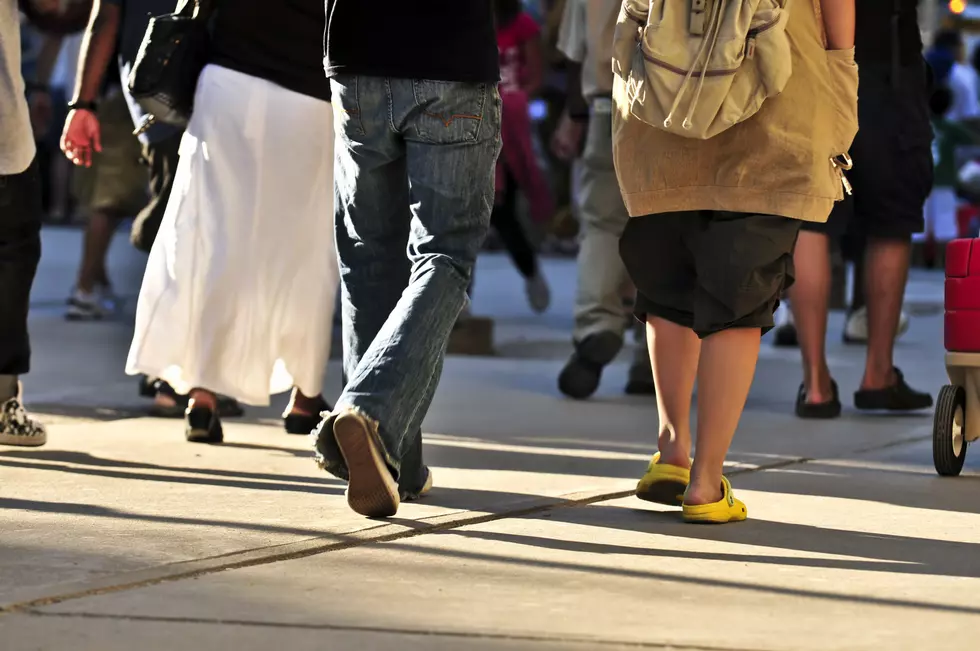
left=612, top=0, right=793, bottom=140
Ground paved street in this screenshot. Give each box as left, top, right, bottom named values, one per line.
left=2, top=228, right=977, bottom=650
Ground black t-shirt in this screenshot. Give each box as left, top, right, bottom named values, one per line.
left=104, top=0, right=178, bottom=71
left=210, top=0, right=330, bottom=101
left=325, top=0, right=499, bottom=83
left=855, top=0, right=923, bottom=67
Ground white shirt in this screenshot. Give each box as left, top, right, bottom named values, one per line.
left=948, top=62, right=980, bottom=121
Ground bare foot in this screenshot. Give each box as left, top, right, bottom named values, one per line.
left=656, top=431, right=692, bottom=469
left=683, top=481, right=723, bottom=506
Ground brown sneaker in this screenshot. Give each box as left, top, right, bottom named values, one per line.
left=333, top=409, right=400, bottom=518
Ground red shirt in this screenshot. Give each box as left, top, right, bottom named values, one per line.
left=497, top=12, right=540, bottom=94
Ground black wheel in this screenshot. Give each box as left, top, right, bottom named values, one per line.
left=933, top=385, right=967, bottom=477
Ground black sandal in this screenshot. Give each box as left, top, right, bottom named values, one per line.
left=149, top=380, right=245, bottom=419
left=185, top=405, right=223, bottom=443
left=854, top=367, right=933, bottom=412
left=795, top=380, right=842, bottom=419
left=282, top=392, right=331, bottom=435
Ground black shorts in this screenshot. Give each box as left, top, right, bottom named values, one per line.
left=802, top=62, right=933, bottom=249
left=620, top=211, right=801, bottom=339
left=130, top=131, right=182, bottom=252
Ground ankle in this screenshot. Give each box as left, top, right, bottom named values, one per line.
left=861, top=364, right=896, bottom=390
left=657, top=430, right=691, bottom=468
left=189, top=389, right=217, bottom=410
left=0, top=375, right=17, bottom=402
left=684, top=478, right=724, bottom=506
left=290, top=391, right=325, bottom=416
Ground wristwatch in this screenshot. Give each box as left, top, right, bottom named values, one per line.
left=67, top=99, right=98, bottom=113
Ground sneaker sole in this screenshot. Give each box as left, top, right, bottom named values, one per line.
left=334, top=413, right=400, bottom=518
left=0, top=433, right=47, bottom=447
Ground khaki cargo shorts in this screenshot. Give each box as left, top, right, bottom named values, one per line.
left=72, top=90, right=148, bottom=218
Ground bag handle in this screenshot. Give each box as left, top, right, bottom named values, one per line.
left=174, top=0, right=217, bottom=20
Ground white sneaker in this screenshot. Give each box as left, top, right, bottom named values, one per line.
left=526, top=271, right=551, bottom=314
left=66, top=284, right=116, bottom=321
left=0, top=384, right=47, bottom=447
left=843, top=306, right=910, bottom=344
left=771, top=301, right=798, bottom=347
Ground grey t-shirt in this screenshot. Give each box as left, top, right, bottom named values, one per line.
left=1, top=1, right=36, bottom=175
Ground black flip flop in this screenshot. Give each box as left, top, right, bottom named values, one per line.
left=854, top=367, right=933, bottom=412
left=795, top=380, right=842, bottom=419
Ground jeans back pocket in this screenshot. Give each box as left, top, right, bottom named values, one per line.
left=411, top=80, right=495, bottom=145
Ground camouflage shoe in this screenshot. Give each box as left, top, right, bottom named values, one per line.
left=0, top=388, right=47, bottom=447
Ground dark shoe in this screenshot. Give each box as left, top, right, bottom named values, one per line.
left=771, top=322, right=798, bottom=347
left=401, top=466, right=434, bottom=502
left=625, top=358, right=656, bottom=396
left=185, top=406, right=223, bottom=443
left=149, top=380, right=245, bottom=419
left=558, top=331, right=623, bottom=400
left=138, top=375, right=157, bottom=398
left=333, top=409, right=400, bottom=517
left=854, top=368, right=934, bottom=412
left=283, top=398, right=331, bottom=435
left=795, top=381, right=842, bottom=419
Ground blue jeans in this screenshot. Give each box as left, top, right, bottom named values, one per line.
left=320, top=76, right=501, bottom=496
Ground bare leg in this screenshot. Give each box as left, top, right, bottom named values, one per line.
left=686, top=327, right=761, bottom=505
left=850, top=255, right=866, bottom=313
left=76, top=210, right=117, bottom=292
left=861, top=238, right=910, bottom=390
left=648, top=316, right=700, bottom=469
left=787, top=230, right=834, bottom=403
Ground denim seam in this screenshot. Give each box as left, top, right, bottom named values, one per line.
left=384, top=77, right=397, bottom=134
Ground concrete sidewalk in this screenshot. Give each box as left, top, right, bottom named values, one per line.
left=2, top=228, right=976, bottom=650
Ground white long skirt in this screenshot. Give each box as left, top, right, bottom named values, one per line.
left=126, top=65, right=338, bottom=406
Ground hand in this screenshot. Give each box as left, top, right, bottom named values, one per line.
left=60, top=108, right=102, bottom=167
left=28, top=89, right=53, bottom=135
left=551, top=112, right=586, bottom=162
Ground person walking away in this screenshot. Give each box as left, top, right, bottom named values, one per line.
left=935, top=30, right=980, bottom=122
left=553, top=0, right=654, bottom=399
left=1, top=0, right=53, bottom=446
left=125, top=0, right=339, bottom=441
left=61, top=0, right=243, bottom=418
left=493, top=0, right=552, bottom=313
left=66, top=78, right=147, bottom=319
left=781, top=0, right=934, bottom=419
left=314, top=0, right=501, bottom=517
left=922, top=86, right=979, bottom=252
left=615, top=0, right=858, bottom=521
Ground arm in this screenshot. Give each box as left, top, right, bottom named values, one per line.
left=819, top=0, right=855, bottom=50
left=60, top=0, right=121, bottom=167
left=26, top=34, right=64, bottom=134
left=520, top=38, right=545, bottom=96
left=32, top=34, right=64, bottom=87
left=70, top=0, right=120, bottom=106
left=551, top=0, right=587, bottom=161
left=20, top=0, right=94, bottom=35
